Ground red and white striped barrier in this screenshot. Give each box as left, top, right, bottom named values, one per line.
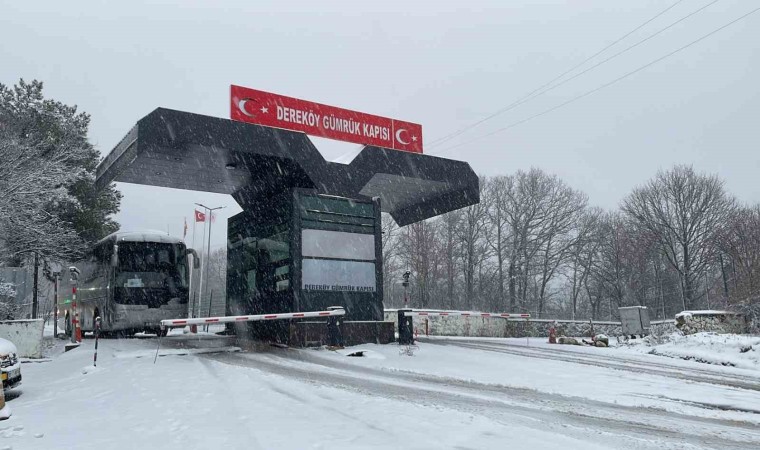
left=160, top=308, right=346, bottom=328
left=403, top=310, right=530, bottom=319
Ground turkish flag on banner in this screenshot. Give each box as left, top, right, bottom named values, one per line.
left=194, top=210, right=206, bottom=222
left=230, top=85, right=423, bottom=153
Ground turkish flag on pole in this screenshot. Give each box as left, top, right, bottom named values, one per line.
left=194, top=210, right=206, bottom=222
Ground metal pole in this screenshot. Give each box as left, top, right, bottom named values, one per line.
left=204, top=209, right=213, bottom=321
left=53, top=275, right=58, bottom=338
left=32, top=251, right=39, bottom=319
left=189, top=216, right=197, bottom=319
left=205, top=291, right=213, bottom=332
left=93, top=317, right=101, bottom=366
left=196, top=214, right=208, bottom=318
left=194, top=203, right=225, bottom=322
left=71, top=282, right=78, bottom=344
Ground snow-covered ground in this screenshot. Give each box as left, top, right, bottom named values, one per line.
left=3, top=333, right=760, bottom=449
left=617, top=332, right=760, bottom=370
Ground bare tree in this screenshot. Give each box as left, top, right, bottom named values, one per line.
left=565, top=208, right=602, bottom=320
left=720, top=205, right=760, bottom=320
left=532, top=177, right=588, bottom=317
left=485, top=176, right=511, bottom=310
left=455, top=176, right=489, bottom=310
left=622, top=165, right=735, bottom=310
left=438, top=210, right=461, bottom=309
left=398, top=219, right=438, bottom=309
left=381, top=213, right=402, bottom=306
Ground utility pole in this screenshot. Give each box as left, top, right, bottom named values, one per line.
left=53, top=273, right=59, bottom=338
left=194, top=203, right=224, bottom=320
left=32, top=251, right=39, bottom=319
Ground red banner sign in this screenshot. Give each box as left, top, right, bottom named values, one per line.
left=230, top=85, right=423, bottom=154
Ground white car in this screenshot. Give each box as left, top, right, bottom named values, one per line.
left=0, top=338, right=21, bottom=390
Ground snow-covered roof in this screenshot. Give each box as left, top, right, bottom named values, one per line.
left=95, top=108, right=479, bottom=226
left=98, top=230, right=184, bottom=246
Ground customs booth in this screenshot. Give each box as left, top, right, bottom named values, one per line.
left=96, top=107, right=479, bottom=344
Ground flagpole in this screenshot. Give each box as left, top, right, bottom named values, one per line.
left=194, top=203, right=225, bottom=323
left=196, top=216, right=208, bottom=319
left=189, top=217, right=197, bottom=318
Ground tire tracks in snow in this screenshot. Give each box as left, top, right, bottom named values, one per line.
left=422, top=338, right=760, bottom=392
left=201, top=347, right=760, bottom=450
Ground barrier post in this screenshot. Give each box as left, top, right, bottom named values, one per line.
left=398, top=309, right=414, bottom=345
left=71, top=284, right=81, bottom=344
left=93, top=317, right=101, bottom=366
left=326, top=306, right=344, bottom=348
left=75, top=303, right=82, bottom=342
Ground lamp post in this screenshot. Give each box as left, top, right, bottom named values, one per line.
left=194, top=203, right=225, bottom=320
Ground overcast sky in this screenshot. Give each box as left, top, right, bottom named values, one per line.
left=2, top=0, right=758, bottom=249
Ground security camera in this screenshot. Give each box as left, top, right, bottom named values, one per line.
left=69, top=266, right=81, bottom=281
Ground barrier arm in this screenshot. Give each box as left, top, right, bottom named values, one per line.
left=403, top=311, right=530, bottom=319
left=160, top=308, right=346, bottom=329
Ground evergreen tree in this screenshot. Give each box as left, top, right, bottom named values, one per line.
left=0, top=79, right=121, bottom=265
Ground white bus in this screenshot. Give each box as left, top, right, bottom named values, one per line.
left=61, top=231, right=199, bottom=337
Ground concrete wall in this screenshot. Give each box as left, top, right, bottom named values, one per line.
left=385, top=309, right=678, bottom=338
left=0, top=319, right=44, bottom=358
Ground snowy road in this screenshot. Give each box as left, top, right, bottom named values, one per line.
left=202, top=342, right=760, bottom=450
left=421, top=337, right=760, bottom=393
left=4, top=335, right=760, bottom=449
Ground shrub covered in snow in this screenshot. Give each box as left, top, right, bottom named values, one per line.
left=675, top=310, right=748, bottom=335
left=620, top=331, right=760, bottom=370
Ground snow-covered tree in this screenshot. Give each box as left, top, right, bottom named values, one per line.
left=0, top=280, right=17, bottom=320
left=0, top=79, right=121, bottom=266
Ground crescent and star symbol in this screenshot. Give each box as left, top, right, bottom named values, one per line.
left=238, top=98, right=269, bottom=117
left=395, top=128, right=418, bottom=146
left=240, top=98, right=416, bottom=147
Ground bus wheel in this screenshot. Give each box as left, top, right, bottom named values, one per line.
left=159, top=328, right=168, bottom=338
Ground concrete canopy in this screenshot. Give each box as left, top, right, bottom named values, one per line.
left=96, top=108, right=479, bottom=226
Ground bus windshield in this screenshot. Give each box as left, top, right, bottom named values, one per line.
left=116, top=242, right=188, bottom=290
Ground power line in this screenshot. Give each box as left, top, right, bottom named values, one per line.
left=426, top=0, right=687, bottom=148
left=431, top=6, right=760, bottom=157
left=429, top=0, right=720, bottom=150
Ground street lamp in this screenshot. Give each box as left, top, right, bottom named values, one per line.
left=194, top=203, right=225, bottom=319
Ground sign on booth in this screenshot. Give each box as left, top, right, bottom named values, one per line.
left=230, top=85, right=423, bottom=153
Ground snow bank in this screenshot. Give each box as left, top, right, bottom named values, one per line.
left=674, top=310, right=748, bottom=335
left=620, top=332, right=760, bottom=370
